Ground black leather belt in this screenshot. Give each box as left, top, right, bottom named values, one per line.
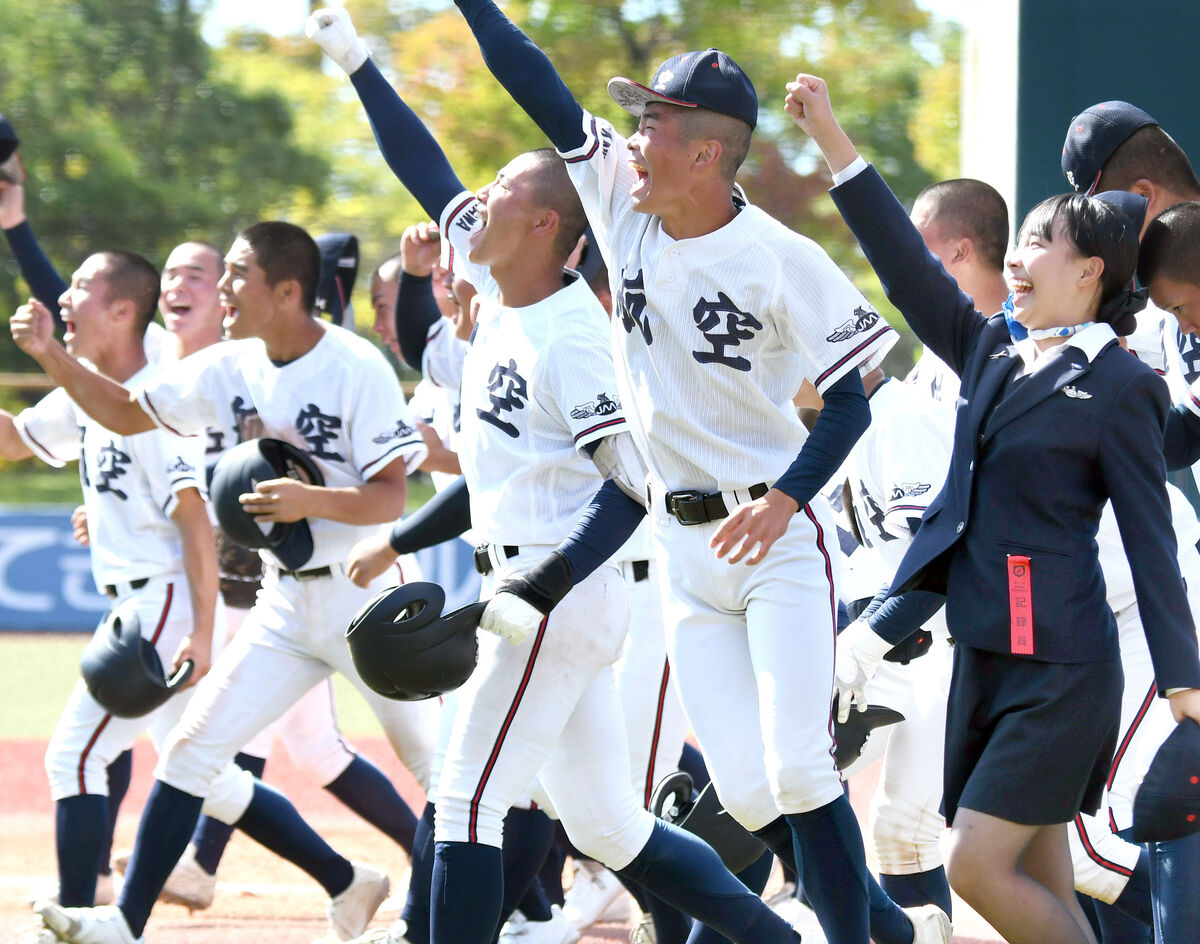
left=104, top=577, right=149, bottom=599
left=275, top=565, right=332, bottom=581
left=631, top=559, right=650, bottom=583
left=474, top=544, right=520, bottom=576
left=664, top=483, right=769, bottom=525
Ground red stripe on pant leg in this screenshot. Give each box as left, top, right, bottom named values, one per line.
left=148, top=583, right=175, bottom=645
left=804, top=504, right=839, bottom=759
left=1107, top=681, right=1157, bottom=792
left=77, top=714, right=114, bottom=795
left=1073, top=813, right=1134, bottom=878
left=468, top=615, right=549, bottom=843
left=643, top=659, right=671, bottom=809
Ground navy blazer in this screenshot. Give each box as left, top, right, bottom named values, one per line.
left=831, top=165, right=1200, bottom=692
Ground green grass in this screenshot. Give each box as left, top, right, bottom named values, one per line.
left=0, top=632, right=396, bottom=741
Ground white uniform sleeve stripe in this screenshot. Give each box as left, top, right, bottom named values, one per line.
left=814, top=325, right=897, bottom=391
left=141, top=391, right=193, bottom=438
left=560, top=117, right=601, bottom=162
left=361, top=440, right=421, bottom=476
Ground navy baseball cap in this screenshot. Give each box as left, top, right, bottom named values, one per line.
left=315, top=232, right=359, bottom=327
left=0, top=113, right=18, bottom=164
left=1062, top=101, right=1158, bottom=195
left=1131, top=718, right=1200, bottom=843
left=608, top=48, right=759, bottom=130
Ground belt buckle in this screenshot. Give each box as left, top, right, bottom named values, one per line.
left=293, top=568, right=320, bottom=582
left=473, top=545, right=493, bottom=576
left=665, top=489, right=704, bottom=525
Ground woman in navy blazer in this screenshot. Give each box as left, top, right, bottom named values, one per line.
left=786, top=76, right=1200, bottom=944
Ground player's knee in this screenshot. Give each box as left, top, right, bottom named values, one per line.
left=433, top=794, right=505, bottom=848
left=44, top=740, right=93, bottom=800
left=155, top=729, right=226, bottom=799
left=561, top=808, right=655, bottom=871
left=283, top=738, right=354, bottom=787
left=871, top=796, right=943, bottom=873
left=198, top=761, right=256, bottom=825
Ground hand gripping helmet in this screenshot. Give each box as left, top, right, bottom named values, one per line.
left=346, top=581, right=484, bottom=701
left=209, top=438, right=323, bottom=571
left=80, top=600, right=194, bottom=718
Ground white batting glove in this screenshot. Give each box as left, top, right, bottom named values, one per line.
left=834, top=618, right=893, bottom=724
left=479, top=590, right=544, bottom=646
left=306, top=7, right=370, bottom=75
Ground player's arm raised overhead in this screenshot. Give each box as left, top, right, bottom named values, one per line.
left=452, top=0, right=587, bottom=154
left=1, top=153, right=70, bottom=321
left=9, top=298, right=155, bottom=434
left=307, top=8, right=468, bottom=222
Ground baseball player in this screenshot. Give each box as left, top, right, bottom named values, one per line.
left=14, top=220, right=432, bottom=944
left=903, top=179, right=1011, bottom=405
left=443, top=6, right=957, bottom=944
left=832, top=365, right=955, bottom=919
left=309, top=9, right=804, bottom=944
left=0, top=250, right=235, bottom=919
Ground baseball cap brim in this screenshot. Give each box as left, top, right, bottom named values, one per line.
left=608, top=77, right=698, bottom=118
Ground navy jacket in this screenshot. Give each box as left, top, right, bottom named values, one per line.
left=831, top=165, right=1200, bottom=692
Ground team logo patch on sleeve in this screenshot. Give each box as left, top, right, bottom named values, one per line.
left=167, top=457, right=196, bottom=475
left=373, top=420, right=417, bottom=444
left=570, top=392, right=622, bottom=419
left=889, top=482, right=932, bottom=501
left=691, top=293, right=762, bottom=372
left=826, top=306, right=881, bottom=343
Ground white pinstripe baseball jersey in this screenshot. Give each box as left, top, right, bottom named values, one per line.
left=134, top=324, right=427, bottom=568
left=15, top=362, right=206, bottom=587
left=556, top=111, right=898, bottom=493
left=440, top=190, right=629, bottom=544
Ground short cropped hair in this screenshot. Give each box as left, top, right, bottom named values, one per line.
left=1020, top=193, right=1140, bottom=329
left=237, top=221, right=321, bottom=313
left=1139, top=202, right=1200, bottom=287
left=98, top=251, right=160, bottom=335
left=678, top=107, right=752, bottom=183
left=1097, top=125, right=1200, bottom=198
left=522, top=149, right=590, bottom=261
left=914, top=178, right=1010, bottom=271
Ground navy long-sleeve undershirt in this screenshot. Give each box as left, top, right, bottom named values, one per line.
left=4, top=221, right=67, bottom=329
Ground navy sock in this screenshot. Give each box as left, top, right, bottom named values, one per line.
left=101, top=750, right=133, bottom=875
left=615, top=869, right=651, bottom=912
left=880, top=867, right=953, bottom=918
left=514, top=879, right=554, bottom=926
left=1092, top=896, right=1150, bottom=943
left=235, top=781, right=353, bottom=897
left=325, top=754, right=418, bottom=854
left=401, top=802, right=436, bottom=944
left=56, top=795, right=108, bottom=906
left=499, top=808, right=554, bottom=923
left=191, top=752, right=266, bottom=875
left=687, top=848, right=774, bottom=944
left=786, top=796, right=892, bottom=944
left=431, top=841, right=504, bottom=944
left=116, top=781, right=204, bottom=935
left=647, top=894, right=695, bottom=944
left=538, top=828, right=567, bottom=906
left=678, top=742, right=711, bottom=792
left=1112, top=847, right=1153, bottom=926
left=616, top=819, right=795, bottom=943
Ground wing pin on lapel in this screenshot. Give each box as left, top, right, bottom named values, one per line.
left=1062, top=385, right=1093, bottom=400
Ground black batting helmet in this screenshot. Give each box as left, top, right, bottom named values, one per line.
left=315, top=232, right=359, bottom=328
left=0, top=113, right=17, bottom=164
left=346, top=581, right=484, bottom=701
left=209, top=438, right=323, bottom=571
left=80, top=600, right=194, bottom=718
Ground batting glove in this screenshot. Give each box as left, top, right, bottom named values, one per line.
left=480, top=591, right=544, bottom=646
left=834, top=618, right=893, bottom=724
left=306, top=7, right=370, bottom=75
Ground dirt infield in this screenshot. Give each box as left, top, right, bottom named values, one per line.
left=1, top=737, right=1002, bottom=944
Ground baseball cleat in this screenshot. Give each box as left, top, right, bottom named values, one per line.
left=26, top=871, right=117, bottom=908
left=327, top=862, right=390, bottom=941
left=33, top=902, right=143, bottom=944
left=561, top=860, right=629, bottom=930
left=156, top=846, right=216, bottom=911
left=903, top=903, right=953, bottom=944
left=331, top=920, right=413, bottom=944
left=628, top=911, right=656, bottom=944
left=497, top=906, right=580, bottom=943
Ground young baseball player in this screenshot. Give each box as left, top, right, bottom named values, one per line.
left=904, top=179, right=1011, bottom=405
left=308, top=9, right=804, bottom=944
left=438, top=5, right=956, bottom=944
left=791, top=73, right=1200, bottom=944
left=14, top=220, right=431, bottom=944
left=0, top=251, right=217, bottom=919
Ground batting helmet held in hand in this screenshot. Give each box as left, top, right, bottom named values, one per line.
left=650, top=771, right=766, bottom=873
left=80, top=600, right=194, bottom=718
left=832, top=695, right=905, bottom=770
left=209, top=438, right=323, bottom=571
left=346, top=581, right=484, bottom=701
